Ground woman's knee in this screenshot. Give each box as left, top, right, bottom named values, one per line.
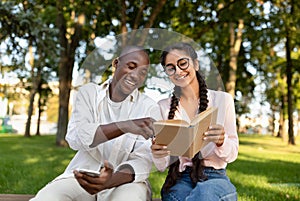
left=187, top=178, right=237, bottom=201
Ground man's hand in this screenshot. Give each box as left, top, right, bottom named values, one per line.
left=203, top=124, right=225, bottom=147
left=74, top=160, right=113, bottom=195
left=118, top=117, right=155, bottom=140
left=91, top=117, right=156, bottom=147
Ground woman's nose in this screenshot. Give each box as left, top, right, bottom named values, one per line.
left=174, top=65, right=183, bottom=74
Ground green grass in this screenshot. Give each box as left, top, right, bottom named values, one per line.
left=227, top=134, right=300, bottom=201
left=0, top=134, right=299, bottom=200
left=0, top=134, right=75, bottom=194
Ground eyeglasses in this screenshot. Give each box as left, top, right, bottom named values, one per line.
left=163, top=58, right=190, bottom=76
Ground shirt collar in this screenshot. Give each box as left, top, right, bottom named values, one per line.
left=100, top=78, right=137, bottom=103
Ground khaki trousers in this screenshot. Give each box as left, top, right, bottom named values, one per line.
left=30, top=177, right=148, bottom=201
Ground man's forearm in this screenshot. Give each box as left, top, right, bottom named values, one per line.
left=90, top=122, right=127, bottom=148
left=104, top=168, right=134, bottom=189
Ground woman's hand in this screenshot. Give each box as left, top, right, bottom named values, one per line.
left=203, top=124, right=225, bottom=147
left=73, top=160, right=113, bottom=195
left=151, top=138, right=170, bottom=158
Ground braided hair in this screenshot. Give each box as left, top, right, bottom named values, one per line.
left=160, top=42, right=209, bottom=192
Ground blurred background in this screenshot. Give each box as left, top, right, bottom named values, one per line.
left=0, top=0, right=299, bottom=147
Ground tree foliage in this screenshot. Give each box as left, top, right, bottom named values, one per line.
left=0, top=0, right=299, bottom=145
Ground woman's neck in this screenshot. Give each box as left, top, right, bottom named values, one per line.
left=180, top=78, right=199, bottom=100
left=179, top=81, right=200, bottom=119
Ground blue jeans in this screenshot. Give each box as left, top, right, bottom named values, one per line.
left=161, top=167, right=237, bottom=201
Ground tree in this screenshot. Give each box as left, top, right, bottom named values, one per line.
left=0, top=1, right=58, bottom=136
left=55, top=0, right=84, bottom=146
left=35, top=79, right=52, bottom=136
left=263, top=0, right=300, bottom=144
left=1, top=0, right=299, bottom=141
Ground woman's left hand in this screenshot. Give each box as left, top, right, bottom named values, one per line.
left=203, top=124, right=225, bottom=147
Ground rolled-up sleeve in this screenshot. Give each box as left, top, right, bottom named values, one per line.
left=152, top=155, right=170, bottom=172
left=199, top=91, right=239, bottom=169
left=115, top=138, right=152, bottom=182
left=214, top=93, right=239, bottom=163
left=66, top=84, right=100, bottom=150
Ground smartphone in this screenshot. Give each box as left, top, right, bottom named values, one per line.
left=78, top=168, right=101, bottom=177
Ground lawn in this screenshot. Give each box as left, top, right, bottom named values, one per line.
left=0, top=134, right=299, bottom=200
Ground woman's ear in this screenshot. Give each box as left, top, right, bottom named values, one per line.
left=194, top=59, right=199, bottom=71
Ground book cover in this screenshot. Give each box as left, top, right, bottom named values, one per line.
left=154, top=107, right=218, bottom=158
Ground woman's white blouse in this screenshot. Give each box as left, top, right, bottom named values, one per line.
left=152, top=89, right=239, bottom=171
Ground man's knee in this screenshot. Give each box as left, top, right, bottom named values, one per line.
left=30, top=177, right=96, bottom=201
left=30, top=185, right=69, bottom=201
left=109, top=183, right=148, bottom=201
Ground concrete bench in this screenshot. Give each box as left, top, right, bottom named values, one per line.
left=0, top=194, right=34, bottom=201
left=0, top=194, right=161, bottom=201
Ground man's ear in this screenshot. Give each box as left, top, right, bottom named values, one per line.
left=112, top=57, right=119, bottom=68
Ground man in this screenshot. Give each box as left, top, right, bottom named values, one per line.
left=30, top=46, right=161, bottom=201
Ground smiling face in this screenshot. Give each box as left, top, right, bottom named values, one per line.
left=164, top=49, right=199, bottom=89
left=110, top=47, right=150, bottom=102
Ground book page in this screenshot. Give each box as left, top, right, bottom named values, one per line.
left=154, top=119, right=190, bottom=127
left=190, top=107, right=218, bottom=126
left=153, top=107, right=218, bottom=158
left=154, top=125, right=195, bottom=156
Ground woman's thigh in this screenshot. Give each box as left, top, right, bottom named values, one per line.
left=30, top=177, right=96, bottom=201
left=186, top=178, right=237, bottom=201
left=161, top=174, right=194, bottom=201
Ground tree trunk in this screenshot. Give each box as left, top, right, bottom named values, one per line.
left=55, top=0, right=83, bottom=146
left=36, top=91, right=42, bottom=136
left=277, top=92, right=289, bottom=139
left=120, top=0, right=128, bottom=45
left=270, top=106, right=276, bottom=136
left=24, top=90, right=36, bottom=137
left=226, top=20, right=244, bottom=97
left=25, top=72, right=42, bottom=137
left=56, top=57, right=73, bottom=146
left=285, top=30, right=295, bottom=145
left=24, top=44, right=41, bottom=137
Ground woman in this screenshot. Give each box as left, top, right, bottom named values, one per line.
left=151, top=42, right=238, bottom=201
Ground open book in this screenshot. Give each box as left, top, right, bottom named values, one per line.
left=154, top=107, right=218, bottom=158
